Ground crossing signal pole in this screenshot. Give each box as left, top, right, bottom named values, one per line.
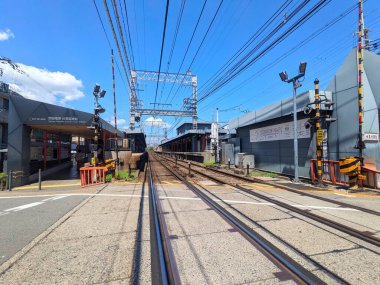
left=314, top=79, right=324, bottom=186
left=355, top=0, right=366, bottom=188
left=304, top=78, right=335, bottom=187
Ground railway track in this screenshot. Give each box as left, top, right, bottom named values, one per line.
left=158, top=152, right=380, bottom=217
left=148, top=160, right=181, bottom=284
left=156, top=153, right=380, bottom=247
left=148, top=153, right=335, bottom=284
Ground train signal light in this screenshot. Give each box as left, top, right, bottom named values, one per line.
left=279, top=71, right=288, bottom=82
left=93, top=84, right=100, bottom=94
left=303, top=106, right=312, bottom=115
left=304, top=120, right=312, bottom=130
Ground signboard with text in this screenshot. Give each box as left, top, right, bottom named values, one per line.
left=250, top=118, right=311, bottom=142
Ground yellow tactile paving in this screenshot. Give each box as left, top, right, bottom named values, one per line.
left=13, top=183, right=81, bottom=190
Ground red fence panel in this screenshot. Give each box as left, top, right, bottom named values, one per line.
left=80, top=166, right=108, bottom=187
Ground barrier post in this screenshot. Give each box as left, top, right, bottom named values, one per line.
left=8, top=170, right=12, bottom=191
left=188, top=161, right=191, bottom=176
left=38, top=168, right=42, bottom=190
left=228, top=158, right=231, bottom=169
left=246, top=164, right=250, bottom=176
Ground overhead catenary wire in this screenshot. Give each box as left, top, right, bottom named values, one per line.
left=92, top=0, right=129, bottom=91
left=158, top=0, right=187, bottom=104
left=101, top=0, right=132, bottom=89
left=167, top=0, right=335, bottom=135
left=154, top=0, right=170, bottom=108
left=164, top=0, right=208, bottom=104
left=199, top=0, right=332, bottom=103
left=168, top=0, right=224, bottom=102
left=198, top=0, right=311, bottom=100
left=119, top=0, right=136, bottom=70
left=199, top=1, right=360, bottom=114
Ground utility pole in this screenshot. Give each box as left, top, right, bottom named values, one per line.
left=355, top=0, right=366, bottom=187
left=111, top=49, right=119, bottom=167
left=216, top=107, right=220, bottom=164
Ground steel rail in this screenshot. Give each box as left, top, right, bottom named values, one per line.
left=153, top=154, right=325, bottom=285
left=159, top=155, right=380, bottom=247
left=159, top=153, right=380, bottom=217
left=148, top=160, right=180, bottom=285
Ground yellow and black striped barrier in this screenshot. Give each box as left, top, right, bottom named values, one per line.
left=339, top=157, right=365, bottom=189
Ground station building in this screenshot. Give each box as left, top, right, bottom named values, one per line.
left=160, top=122, right=227, bottom=161
left=0, top=82, right=145, bottom=186
left=226, top=48, right=380, bottom=178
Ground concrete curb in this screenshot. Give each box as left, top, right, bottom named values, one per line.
left=0, top=184, right=108, bottom=276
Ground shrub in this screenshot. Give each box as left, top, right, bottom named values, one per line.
left=106, top=173, right=113, bottom=183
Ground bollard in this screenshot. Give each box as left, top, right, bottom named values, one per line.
left=246, top=164, right=250, bottom=176
left=175, top=156, right=178, bottom=167
left=128, top=163, right=131, bottom=177
left=38, top=168, right=42, bottom=190
left=188, top=161, right=191, bottom=176
left=228, top=158, right=231, bottom=169
left=8, top=170, right=12, bottom=191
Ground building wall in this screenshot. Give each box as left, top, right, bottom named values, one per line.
left=235, top=49, right=380, bottom=178
left=237, top=115, right=313, bottom=177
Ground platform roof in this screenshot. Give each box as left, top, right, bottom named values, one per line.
left=9, top=95, right=124, bottom=138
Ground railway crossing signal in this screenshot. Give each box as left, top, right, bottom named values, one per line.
left=304, top=78, right=335, bottom=187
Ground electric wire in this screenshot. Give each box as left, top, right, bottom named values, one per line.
left=199, top=0, right=332, bottom=103
left=154, top=0, right=170, bottom=108
left=158, top=0, right=187, bottom=104
left=102, top=0, right=132, bottom=88
left=163, top=0, right=208, bottom=104
left=93, top=0, right=129, bottom=91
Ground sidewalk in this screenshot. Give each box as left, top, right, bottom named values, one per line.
left=0, top=183, right=151, bottom=284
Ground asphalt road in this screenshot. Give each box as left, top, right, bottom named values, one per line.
left=0, top=194, right=87, bottom=265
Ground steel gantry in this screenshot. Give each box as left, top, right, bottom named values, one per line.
left=129, top=70, right=198, bottom=130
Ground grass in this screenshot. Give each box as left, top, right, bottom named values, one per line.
left=115, top=170, right=137, bottom=181
left=202, top=161, right=216, bottom=167
left=250, top=169, right=278, bottom=178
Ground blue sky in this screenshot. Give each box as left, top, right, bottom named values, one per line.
left=0, top=0, right=379, bottom=144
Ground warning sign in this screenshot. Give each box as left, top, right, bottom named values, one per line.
left=317, top=129, right=324, bottom=143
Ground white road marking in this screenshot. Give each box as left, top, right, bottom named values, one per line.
left=292, top=205, right=358, bottom=211
left=4, top=202, right=45, bottom=212
left=0, top=193, right=364, bottom=212
left=0, top=212, right=10, bottom=217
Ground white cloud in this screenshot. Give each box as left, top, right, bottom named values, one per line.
left=106, top=118, right=128, bottom=129
left=1, top=61, right=85, bottom=105
left=0, top=29, right=15, bottom=41
left=142, top=117, right=171, bottom=128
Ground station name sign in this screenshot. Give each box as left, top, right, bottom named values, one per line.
left=28, top=116, right=85, bottom=124
left=363, top=133, right=379, bottom=142
left=250, top=118, right=310, bottom=142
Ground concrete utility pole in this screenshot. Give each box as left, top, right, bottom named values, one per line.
left=111, top=49, right=119, bottom=168
left=279, top=62, right=307, bottom=183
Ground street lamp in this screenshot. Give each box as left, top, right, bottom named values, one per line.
left=279, top=62, right=307, bottom=183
